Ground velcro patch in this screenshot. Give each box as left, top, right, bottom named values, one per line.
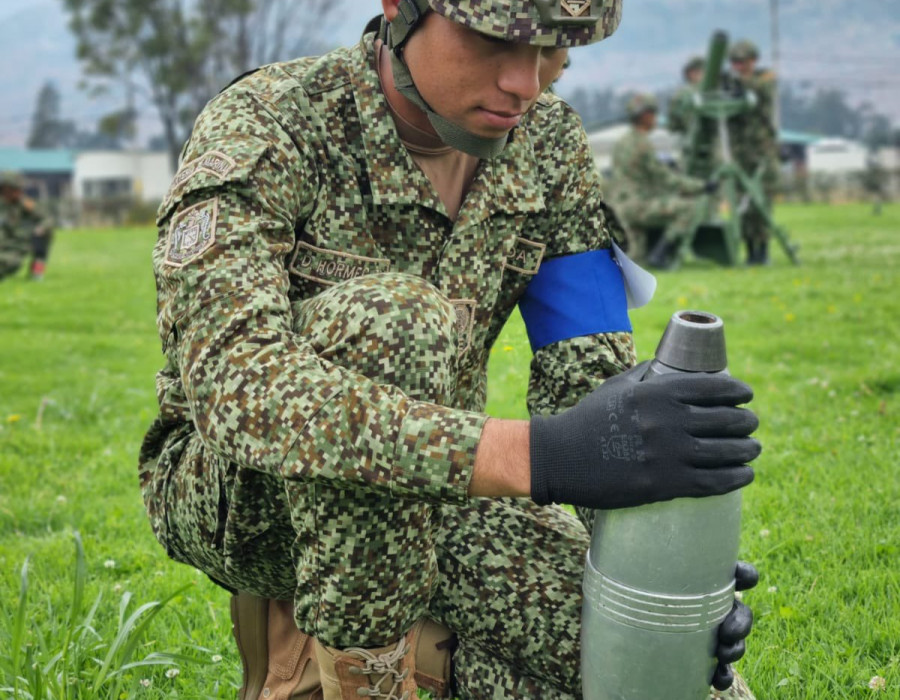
left=504, top=236, right=545, bottom=275
left=161, top=150, right=239, bottom=212
left=289, top=241, right=390, bottom=285
left=172, top=150, right=236, bottom=187
left=164, top=199, right=218, bottom=267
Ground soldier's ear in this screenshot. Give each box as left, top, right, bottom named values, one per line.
left=381, top=0, right=402, bottom=22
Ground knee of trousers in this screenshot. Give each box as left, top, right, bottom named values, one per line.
left=294, top=273, right=459, bottom=405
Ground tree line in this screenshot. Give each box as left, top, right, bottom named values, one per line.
left=25, top=1, right=898, bottom=160
left=28, top=0, right=338, bottom=166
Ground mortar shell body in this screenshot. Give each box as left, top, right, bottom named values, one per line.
left=582, top=311, right=742, bottom=700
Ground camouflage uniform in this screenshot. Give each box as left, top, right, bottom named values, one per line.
left=608, top=125, right=705, bottom=262
left=727, top=59, right=779, bottom=255
left=139, top=30, right=754, bottom=700
left=860, top=156, right=889, bottom=215
left=667, top=84, right=695, bottom=151
left=668, top=79, right=719, bottom=179
left=0, top=177, right=53, bottom=281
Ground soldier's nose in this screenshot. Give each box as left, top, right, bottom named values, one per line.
left=497, top=47, right=542, bottom=103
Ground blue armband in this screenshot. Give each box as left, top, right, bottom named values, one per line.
left=518, top=249, right=632, bottom=352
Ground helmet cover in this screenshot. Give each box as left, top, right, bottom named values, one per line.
left=729, top=39, right=759, bottom=62
left=626, top=93, right=659, bottom=120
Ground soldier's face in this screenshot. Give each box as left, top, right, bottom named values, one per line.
left=0, top=186, right=21, bottom=203
left=637, top=110, right=657, bottom=131
left=730, top=58, right=755, bottom=78
left=401, top=12, right=568, bottom=138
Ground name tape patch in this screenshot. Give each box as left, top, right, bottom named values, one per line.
left=162, top=151, right=238, bottom=210
left=289, top=241, right=390, bottom=285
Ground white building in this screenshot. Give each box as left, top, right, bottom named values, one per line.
left=73, top=150, right=173, bottom=203
left=806, top=138, right=868, bottom=175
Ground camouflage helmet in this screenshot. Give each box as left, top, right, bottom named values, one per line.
left=390, top=0, right=623, bottom=49
left=683, top=55, right=705, bottom=78
left=0, top=170, right=25, bottom=190
left=385, top=0, right=622, bottom=159
left=625, top=93, right=659, bottom=121
left=729, top=39, right=759, bottom=62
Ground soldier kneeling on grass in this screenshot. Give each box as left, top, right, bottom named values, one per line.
left=0, top=171, right=54, bottom=282
left=606, top=94, right=718, bottom=269
left=139, top=2, right=761, bottom=698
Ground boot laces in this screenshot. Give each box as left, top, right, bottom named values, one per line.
left=345, top=639, right=411, bottom=699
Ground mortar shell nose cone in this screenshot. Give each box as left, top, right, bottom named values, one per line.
left=655, top=310, right=727, bottom=372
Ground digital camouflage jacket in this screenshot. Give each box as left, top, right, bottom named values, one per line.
left=609, top=127, right=705, bottom=211
left=728, top=68, right=779, bottom=185
left=141, top=33, right=635, bottom=513
left=0, top=196, right=50, bottom=280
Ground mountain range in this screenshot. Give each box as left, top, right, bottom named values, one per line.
left=1, top=0, right=897, bottom=148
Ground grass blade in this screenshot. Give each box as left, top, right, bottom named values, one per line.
left=60, top=531, right=87, bottom=700
left=11, top=556, right=30, bottom=699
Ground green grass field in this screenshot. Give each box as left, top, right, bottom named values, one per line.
left=1, top=203, right=898, bottom=698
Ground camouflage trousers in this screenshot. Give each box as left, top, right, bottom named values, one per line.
left=739, top=184, right=775, bottom=246
left=618, top=196, right=698, bottom=262
left=735, top=158, right=779, bottom=246
left=158, top=273, right=755, bottom=699
left=0, top=234, right=29, bottom=280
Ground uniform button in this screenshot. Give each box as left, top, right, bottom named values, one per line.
left=262, top=689, right=270, bottom=698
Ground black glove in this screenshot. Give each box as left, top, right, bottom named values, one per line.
left=529, top=361, right=760, bottom=509
left=703, top=179, right=720, bottom=194
left=712, top=561, right=759, bottom=690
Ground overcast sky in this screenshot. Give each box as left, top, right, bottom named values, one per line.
left=1, top=0, right=897, bottom=148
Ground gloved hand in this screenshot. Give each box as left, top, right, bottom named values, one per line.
left=712, top=561, right=759, bottom=690
left=703, top=179, right=720, bottom=194
left=529, top=361, right=760, bottom=509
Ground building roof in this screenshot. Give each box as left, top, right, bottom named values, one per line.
left=0, top=147, right=75, bottom=174
left=776, top=130, right=823, bottom=146
left=586, top=122, right=826, bottom=148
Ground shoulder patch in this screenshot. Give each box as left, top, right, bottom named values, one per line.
left=169, top=150, right=237, bottom=193
left=159, top=140, right=270, bottom=224
left=164, top=198, right=218, bottom=268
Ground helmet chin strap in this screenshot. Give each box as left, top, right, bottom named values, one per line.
left=386, top=22, right=510, bottom=159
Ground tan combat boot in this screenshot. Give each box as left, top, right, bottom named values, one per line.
left=315, top=634, right=418, bottom=700
left=408, top=618, right=455, bottom=699
left=231, top=593, right=322, bottom=700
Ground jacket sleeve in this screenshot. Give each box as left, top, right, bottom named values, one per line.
left=521, top=100, right=638, bottom=529
left=154, top=77, right=484, bottom=507
left=639, top=139, right=706, bottom=195
left=522, top=100, right=637, bottom=413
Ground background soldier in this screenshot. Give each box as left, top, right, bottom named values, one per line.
left=608, top=93, right=715, bottom=267
left=726, top=39, right=779, bottom=265
left=0, top=170, right=54, bottom=281
left=666, top=56, right=706, bottom=167
left=139, top=3, right=760, bottom=699
left=860, top=152, right=889, bottom=215
left=668, top=55, right=721, bottom=180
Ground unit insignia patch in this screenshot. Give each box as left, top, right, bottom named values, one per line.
left=164, top=198, right=218, bottom=267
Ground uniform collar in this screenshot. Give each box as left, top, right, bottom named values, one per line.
left=349, top=34, right=545, bottom=225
